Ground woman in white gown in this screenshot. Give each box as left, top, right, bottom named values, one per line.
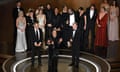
left=108, top=0, right=119, bottom=41
left=36, top=9, right=46, bottom=34
left=15, top=11, right=27, bottom=52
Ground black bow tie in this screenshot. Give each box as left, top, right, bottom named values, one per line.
left=70, top=13, right=74, bottom=15
left=73, top=29, right=76, bottom=31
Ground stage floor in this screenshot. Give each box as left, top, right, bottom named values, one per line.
left=3, top=52, right=111, bottom=72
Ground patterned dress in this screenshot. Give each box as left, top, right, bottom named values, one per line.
left=95, top=14, right=108, bottom=47
left=108, top=6, right=119, bottom=41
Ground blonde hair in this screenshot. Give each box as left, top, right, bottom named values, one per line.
left=18, top=11, right=24, bottom=17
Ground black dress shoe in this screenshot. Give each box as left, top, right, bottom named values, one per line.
left=69, top=63, right=74, bottom=66
left=31, top=63, right=34, bottom=67
left=75, top=64, right=79, bottom=68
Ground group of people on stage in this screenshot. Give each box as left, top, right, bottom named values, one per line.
left=12, top=0, right=119, bottom=71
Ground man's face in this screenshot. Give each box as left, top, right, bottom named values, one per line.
left=47, top=4, right=51, bottom=9
left=68, top=9, right=72, bottom=14
left=52, top=30, right=57, bottom=35
left=72, top=24, right=77, bottom=30
left=34, top=23, right=39, bottom=29
left=29, top=12, right=33, bottom=17
left=90, top=6, right=94, bottom=10
left=17, top=2, right=21, bottom=7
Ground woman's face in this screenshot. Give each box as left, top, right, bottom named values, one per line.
left=113, top=1, right=116, bottom=6
left=39, top=10, right=43, bottom=14
left=100, top=7, right=105, bottom=13
left=63, top=6, right=68, bottom=11
left=104, top=0, right=108, bottom=3
left=35, top=9, right=39, bottom=15
left=40, top=6, right=44, bottom=9
left=55, top=8, right=59, bottom=14
left=19, top=11, right=24, bottom=17
left=78, top=9, right=83, bottom=14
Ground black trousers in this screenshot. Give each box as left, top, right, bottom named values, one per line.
left=72, top=48, right=80, bottom=67
left=84, top=24, right=95, bottom=53
left=13, top=20, right=17, bottom=54
left=45, top=27, right=52, bottom=41
left=48, top=45, right=58, bottom=72
left=31, top=46, right=42, bottom=66
left=26, top=26, right=32, bottom=51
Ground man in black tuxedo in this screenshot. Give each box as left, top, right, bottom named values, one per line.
left=69, top=22, right=83, bottom=68
left=26, top=9, right=36, bottom=51
left=45, top=3, right=53, bottom=41
left=13, top=1, right=24, bottom=21
left=84, top=4, right=97, bottom=53
left=12, top=1, right=24, bottom=53
left=30, top=21, right=43, bottom=66
left=61, top=20, right=72, bottom=48
left=68, top=8, right=76, bottom=27
left=52, top=7, right=62, bottom=30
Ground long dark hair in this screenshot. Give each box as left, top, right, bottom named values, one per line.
left=111, top=0, right=118, bottom=7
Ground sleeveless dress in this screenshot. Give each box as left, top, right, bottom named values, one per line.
left=108, top=7, right=119, bottom=41
left=15, top=21, right=27, bottom=52
left=38, top=15, right=45, bottom=32
left=38, top=15, right=46, bottom=49
left=95, top=14, right=108, bottom=47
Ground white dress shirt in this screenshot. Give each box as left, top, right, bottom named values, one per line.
left=90, top=10, right=94, bottom=19
left=17, top=7, right=20, bottom=12
left=34, top=28, right=40, bottom=39
left=69, top=14, right=75, bottom=26
left=72, top=30, right=76, bottom=38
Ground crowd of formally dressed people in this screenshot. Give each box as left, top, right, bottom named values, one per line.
left=12, top=0, right=119, bottom=71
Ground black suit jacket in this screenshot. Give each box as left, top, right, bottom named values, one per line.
left=45, top=9, right=53, bottom=24
left=31, top=27, right=43, bottom=47
left=12, top=7, right=24, bottom=20
left=26, top=16, right=36, bottom=27
left=85, top=8, right=97, bottom=27
left=71, top=29, right=83, bottom=50
left=12, top=7, right=24, bottom=40
left=52, top=13, right=62, bottom=28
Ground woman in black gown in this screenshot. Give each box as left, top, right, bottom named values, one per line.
left=26, top=9, right=36, bottom=51
left=61, top=5, right=69, bottom=29
left=76, top=7, right=87, bottom=51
